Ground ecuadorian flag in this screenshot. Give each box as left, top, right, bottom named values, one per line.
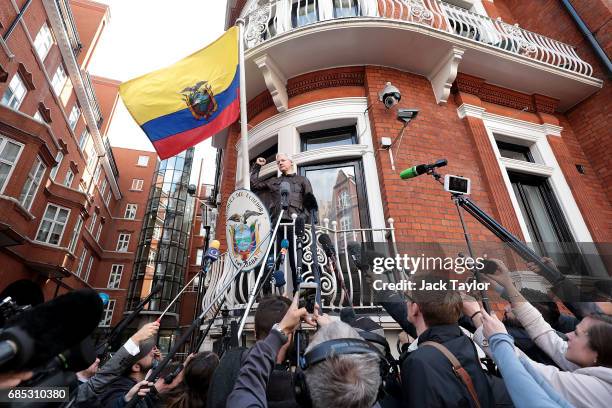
left=119, top=27, right=240, bottom=159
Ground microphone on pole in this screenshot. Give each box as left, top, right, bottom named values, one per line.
left=271, top=239, right=289, bottom=288
left=0, top=289, right=103, bottom=372
left=303, top=193, right=321, bottom=305
left=158, top=240, right=221, bottom=322
left=399, top=159, right=447, bottom=180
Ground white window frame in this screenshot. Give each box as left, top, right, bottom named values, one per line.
left=63, top=169, right=75, bottom=188
left=108, top=264, right=124, bottom=289
left=68, top=105, right=80, bottom=130
left=1, top=74, right=27, bottom=110
left=79, top=129, right=90, bottom=151
left=49, top=151, right=64, bottom=181
left=33, top=23, right=54, bottom=61
left=0, top=136, right=24, bottom=194
left=456, top=105, right=593, bottom=243
left=20, top=156, right=46, bottom=211
left=239, top=97, right=386, bottom=239
left=84, top=255, right=94, bottom=282
left=137, top=155, right=149, bottom=166
left=116, top=233, right=130, bottom=252
left=68, top=216, right=83, bottom=253
left=124, top=203, right=137, bottom=219
left=35, top=203, right=70, bottom=245
left=51, top=64, right=68, bottom=96
left=99, top=299, right=115, bottom=327
left=100, top=177, right=107, bottom=196
left=75, top=247, right=87, bottom=277
left=105, top=190, right=111, bottom=206
left=131, top=179, right=144, bottom=191
left=88, top=212, right=97, bottom=233
left=95, top=222, right=103, bottom=242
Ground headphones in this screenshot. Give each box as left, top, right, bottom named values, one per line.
left=293, top=338, right=387, bottom=408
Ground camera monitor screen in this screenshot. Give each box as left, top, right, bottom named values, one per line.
left=444, top=175, right=471, bottom=195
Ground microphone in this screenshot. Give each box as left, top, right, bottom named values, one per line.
left=304, top=192, right=318, bottom=224
left=399, top=159, right=447, bottom=179
left=271, top=240, right=289, bottom=288
left=347, top=241, right=363, bottom=270
left=318, top=234, right=336, bottom=259
left=272, top=270, right=286, bottom=288
left=201, top=240, right=221, bottom=272
left=0, top=289, right=103, bottom=372
left=280, top=181, right=290, bottom=210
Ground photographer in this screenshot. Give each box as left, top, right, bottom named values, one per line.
left=227, top=294, right=382, bottom=408
left=71, top=321, right=159, bottom=407
left=472, top=259, right=612, bottom=408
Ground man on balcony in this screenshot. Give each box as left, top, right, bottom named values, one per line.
left=251, top=153, right=314, bottom=291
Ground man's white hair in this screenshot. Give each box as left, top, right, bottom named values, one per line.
left=304, top=321, right=381, bottom=408
left=275, top=152, right=293, bottom=162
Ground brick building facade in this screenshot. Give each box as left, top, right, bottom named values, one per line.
left=0, top=0, right=158, bottom=328
left=200, top=0, right=611, bottom=340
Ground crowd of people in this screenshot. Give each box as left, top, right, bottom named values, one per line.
left=0, top=257, right=611, bottom=408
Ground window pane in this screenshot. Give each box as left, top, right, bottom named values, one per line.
left=1, top=141, right=22, bottom=162
left=302, top=126, right=356, bottom=151
left=36, top=220, right=52, bottom=242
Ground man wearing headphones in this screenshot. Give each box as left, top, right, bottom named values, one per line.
left=227, top=294, right=384, bottom=408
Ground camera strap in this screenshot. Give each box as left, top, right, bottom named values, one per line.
left=420, top=341, right=482, bottom=408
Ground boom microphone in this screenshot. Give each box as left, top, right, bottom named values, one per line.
left=0, top=289, right=103, bottom=371
left=202, top=240, right=221, bottom=271
left=295, top=216, right=305, bottom=238
left=399, top=159, right=447, bottom=179
left=318, top=234, right=336, bottom=258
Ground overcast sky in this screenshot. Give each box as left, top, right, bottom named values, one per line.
left=88, top=0, right=229, bottom=184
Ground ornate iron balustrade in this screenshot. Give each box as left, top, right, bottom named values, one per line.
left=81, top=70, right=104, bottom=129
left=201, top=217, right=397, bottom=316
left=242, top=0, right=593, bottom=77
left=55, top=0, right=82, bottom=56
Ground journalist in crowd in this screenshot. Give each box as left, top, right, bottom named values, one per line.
left=227, top=294, right=383, bottom=408
left=469, top=259, right=612, bottom=408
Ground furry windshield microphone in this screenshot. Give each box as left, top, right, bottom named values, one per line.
left=318, top=234, right=336, bottom=258
left=0, top=289, right=103, bottom=371
left=303, top=192, right=318, bottom=211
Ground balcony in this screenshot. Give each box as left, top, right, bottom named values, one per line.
left=202, top=218, right=398, bottom=314
left=104, top=137, right=120, bottom=178
left=82, top=70, right=104, bottom=129
left=241, top=0, right=602, bottom=111
left=55, top=0, right=82, bottom=57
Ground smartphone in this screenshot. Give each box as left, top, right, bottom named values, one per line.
left=444, top=174, right=471, bottom=195
left=480, top=259, right=498, bottom=275
left=298, top=282, right=318, bottom=313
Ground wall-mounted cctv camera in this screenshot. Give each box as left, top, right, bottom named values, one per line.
left=378, top=82, right=401, bottom=109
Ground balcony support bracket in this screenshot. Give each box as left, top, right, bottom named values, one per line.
left=254, top=54, right=288, bottom=112
left=428, top=46, right=465, bottom=105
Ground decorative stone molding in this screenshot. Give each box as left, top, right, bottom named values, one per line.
left=247, top=90, right=273, bottom=121
left=254, top=53, right=288, bottom=112
left=17, top=63, right=35, bottom=90
left=428, top=46, right=464, bottom=105
left=457, top=104, right=485, bottom=119
left=287, top=67, right=365, bottom=97
left=38, top=102, right=52, bottom=123
left=453, top=73, right=560, bottom=114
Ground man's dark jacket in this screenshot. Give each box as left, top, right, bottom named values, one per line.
left=401, top=324, right=494, bottom=408
left=250, top=163, right=313, bottom=221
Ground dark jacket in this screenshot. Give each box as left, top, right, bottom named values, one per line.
left=401, top=324, right=495, bottom=408
left=250, top=163, right=313, bottom=222
left=99, top=375, right=158, bottom=408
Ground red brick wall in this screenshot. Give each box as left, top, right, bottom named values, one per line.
left=494, top=0, right=612, bottom=205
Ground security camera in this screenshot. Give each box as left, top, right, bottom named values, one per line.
left=378, top=82, right=401, bottom=109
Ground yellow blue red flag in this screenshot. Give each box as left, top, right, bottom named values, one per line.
left=119, top=27, right=239, bottom=159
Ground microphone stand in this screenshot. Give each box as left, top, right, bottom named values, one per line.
left=237, top=208, right=285, bottom=339
left=125, top=227, right=278, bottom=408
left=307, top=209, right=322, bottom=306
left=96, top=285, right=161, bottom=361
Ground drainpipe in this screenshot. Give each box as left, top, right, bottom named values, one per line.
left=560, top=0, right=612, bottom=78
left=4, top=0, right=33, bottom=41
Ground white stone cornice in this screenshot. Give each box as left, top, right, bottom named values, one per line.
left=43, top=0, right=122, bottom=200
left=456, top=103, right=485, bottom=119
left=254, top=53, right=288, bottom=112
left=542, top=123, right=563, bottom=137
left=428, top=46, right=465, bottom=105
left=500, top=157, right=554, bottom=177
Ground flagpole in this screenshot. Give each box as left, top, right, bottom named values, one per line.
left=236, top=19, right=250, bottom=190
